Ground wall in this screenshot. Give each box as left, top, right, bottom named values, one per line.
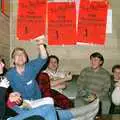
left=0, top=13, right=10, bottom=67
left=10, top=0, right=120, bottom=74
left=0, top=0, right=10, bottom=17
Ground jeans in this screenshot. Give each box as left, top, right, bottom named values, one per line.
left=0, top=87, right=6, bottom=119
left=101, top=99, right=111, bottom=115
left=57, top=108, right=73, bottom=120
left=10, top=104, right=57, bottom=120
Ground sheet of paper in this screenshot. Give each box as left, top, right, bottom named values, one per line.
left=77, top=0, right=108, bottom=45
left=48, top=2, right=76, bottom=45
left=16, top=0, right=46, bottom=41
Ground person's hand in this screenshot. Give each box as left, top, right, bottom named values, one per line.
left=65, top=72, right=72, bottom=81
left=87, top=94, right=97, bottom=103
left=33, top=35, right=48, bottom=59
left=36, top=39, right=45, bottom=46
left=9, top=92, right=23, bottom=105
left=34, top=35, right=47, bottom=46
left=84, top=94, right=97, bottom=103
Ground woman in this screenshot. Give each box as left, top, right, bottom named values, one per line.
left=110, top=65, right=120, bottom=114
left=0, top=56, right=9, bottom=119
left=6, top=37, right=57, bottom=120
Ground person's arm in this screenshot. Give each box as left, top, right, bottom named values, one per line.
left=76, top=69, right=88, bottom=97
left=98, top=73, right=111, bottom=99
left=35, top=36, right=48, bottom=59
left=50, top=73, right=72, bottom=88
left=109, top=76, right=114, bottom=96
left=50, top=79, right=66, bottom=89
left=28, top=37, right=48, bottom=75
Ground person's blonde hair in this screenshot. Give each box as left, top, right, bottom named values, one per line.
left=11, top=48, right=29, bottom=64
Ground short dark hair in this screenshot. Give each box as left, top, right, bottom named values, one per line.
left=40, top=55, right=59, bottom=71
left=90, top=52, right=104, bottom=65
left=112, top=64, right=120, bottom=73
left=48, top=55, right=59, bottom=64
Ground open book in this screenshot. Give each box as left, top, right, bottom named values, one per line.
left=20, top=97, right=54, bottom=109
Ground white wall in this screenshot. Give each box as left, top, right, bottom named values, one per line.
left=0, top=13, right=10, bottom=67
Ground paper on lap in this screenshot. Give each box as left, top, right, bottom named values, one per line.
left=33, top=35, right=47, bottom=41
left=20, top=97, right=53, bottom=109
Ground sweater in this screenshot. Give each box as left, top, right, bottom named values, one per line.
left=6, top=57, right=47, bottom=101
left=76, top=67, right=111, bottom=100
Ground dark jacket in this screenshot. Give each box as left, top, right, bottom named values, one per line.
left=109, top=76, right=120, bottom=114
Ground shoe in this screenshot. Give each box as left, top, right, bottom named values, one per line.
left=70, top=98, right=99, bottom=120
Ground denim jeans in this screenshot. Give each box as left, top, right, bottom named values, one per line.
left=57, top=108, right=73, bottom=120
left=10, top=104, right=57, bottom=120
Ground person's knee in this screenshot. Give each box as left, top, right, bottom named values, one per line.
left=41, top=104, right=54, bottom=111
left=44, top=97, right=54, bottom=105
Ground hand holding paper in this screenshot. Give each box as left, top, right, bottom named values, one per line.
left=32, top=35, right=48, bottom=59
left=20, top=97, right=54, bottom=109
left=34, top=35, right=47, bottom=46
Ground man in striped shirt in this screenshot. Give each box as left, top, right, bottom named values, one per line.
left=75, top=52, right=111, bottom=115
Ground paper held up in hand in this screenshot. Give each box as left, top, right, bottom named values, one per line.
left=31, top=34, right=47, bottom=45
left=33, top=35, right=47, bottom=41
left=20, top=97, right=53, bottom=109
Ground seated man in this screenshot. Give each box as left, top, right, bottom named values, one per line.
left=109, top=64, right=120, bottom=114
left=75, top=52, right=111, bottom=115
left=37, top=55, right=74, bottom=109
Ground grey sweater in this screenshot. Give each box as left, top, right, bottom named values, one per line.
left=76, top=67, right=111, bottom=100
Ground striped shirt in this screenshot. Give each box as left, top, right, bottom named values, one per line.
left=77, top=67, right=111, bottom=100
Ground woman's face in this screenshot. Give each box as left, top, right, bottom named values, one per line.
left=113, top=68, right=120, bottom=81
left=13, top=50, right=27, bottom=66
left=48, top=58, right=58, bottom=71
left=0, top=60, right=5, bottom=74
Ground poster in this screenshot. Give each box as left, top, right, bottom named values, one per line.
left=77, top=0, right=108, bottom=45
left=17, top=0, right=46, bottom=40
left=48, top=2, right=76, bottom=45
